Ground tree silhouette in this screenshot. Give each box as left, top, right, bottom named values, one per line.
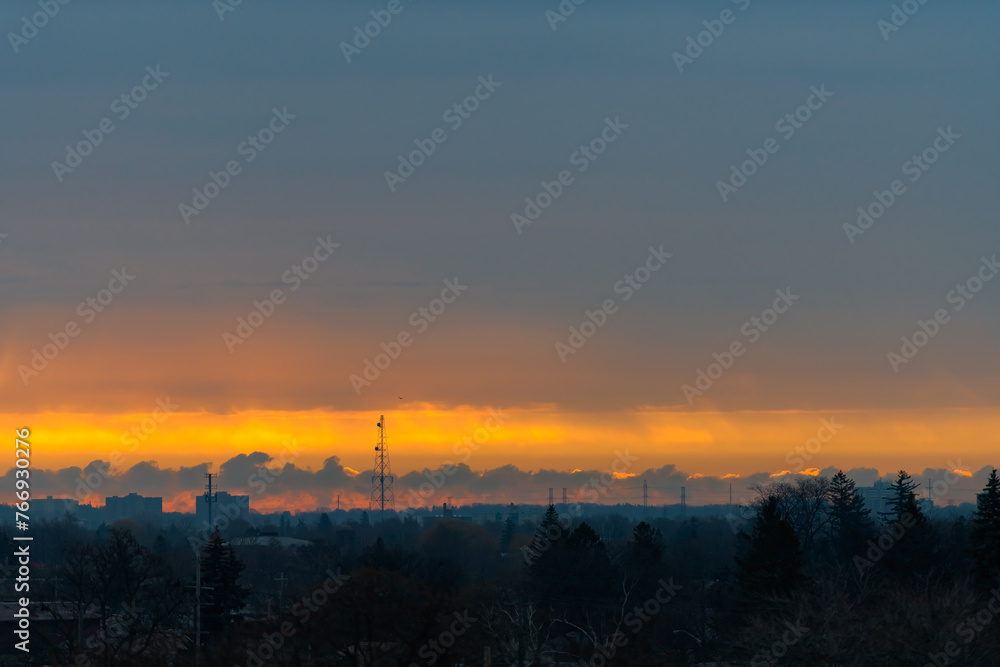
left=880, top=470, right=919, bottom=524
left=630, top=521, right=664, bottom=563
left=828, top=470, right=872, bottom=558
left=972, top=468, right=1000, bottom=587
left=734, top=497, right=802, bottom=603
left=200, top=529, right=249, bottom=634
left=500, top=516, right=516, bottom=554
left=878, top=472, right=935, bottom=579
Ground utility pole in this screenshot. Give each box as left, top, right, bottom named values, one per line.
left=189, top=558, right=214, bottom=664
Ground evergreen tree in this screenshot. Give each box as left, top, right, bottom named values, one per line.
left=734, top=497, right=803, bottom=602
left=200, top=529, right=249, bottom=634
left=318, top=512, right=333, bottom=531
left=971, top=468, right=1000, bottom=586
left=528, top=506, right=566, bottom=597
left=880, top=470, right=919, bottom=524
left=499, top=516, right=515, bottom=554
left=539, top=505, right=563, bottom=536
left=828, top=470, right=872, bottom=557
left=629, top=521, right=664, bottom=564
left=563, top=522, right=613, bottom=600
left=876, top=472, right=935, bottom=579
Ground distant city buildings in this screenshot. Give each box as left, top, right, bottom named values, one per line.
left=196, top=491, right=250, bottom=528
left=105, top=493, right=163, bottom=522
left=34, top=496, right=79, bottom=521
left=857, top=481, right=888, bottom=516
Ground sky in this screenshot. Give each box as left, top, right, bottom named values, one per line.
left=2, top=1, right=999, bottom=510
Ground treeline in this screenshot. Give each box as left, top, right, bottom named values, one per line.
left=4, top=468, right=999, bottom=665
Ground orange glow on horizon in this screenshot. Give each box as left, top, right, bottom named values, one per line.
left=6, top=406, right=1000, bottom=485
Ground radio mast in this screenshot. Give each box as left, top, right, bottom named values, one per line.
left=369, top=415, right=394, bottom=520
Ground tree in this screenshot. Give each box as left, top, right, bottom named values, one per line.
left=318, top=512, right=333, bottom=531
left=629, top=521, right=664, bottom=567
left=877, top=471, right=935, bottom=579
left=500, top=516, right=516, bottom=554
left=971, top=468, right=1000, bottom=586
left=881, top=470, right=919, bottom=524
left=828, top=470, right=872, bottom=557
left=200, top=529, right=249, bottom=634
left=734, top=497, right=803, bottom=603
left=528, top=506, right=568, bottom=599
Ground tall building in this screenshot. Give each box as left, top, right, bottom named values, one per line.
left=195, top=491, right=250, bottom=528
left=857, top=481, right=887, bottom=516
left=34, top=496, right=79, bottom=521
left=105, top=493, right=163, bottom=521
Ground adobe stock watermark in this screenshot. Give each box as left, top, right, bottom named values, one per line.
left=844, top=126, right=960, bottom=244
left=877, top=0, right=932, bottom=41
left=340, top=0, right=415, bottom=63
left=854, top=462, right=966, bottom=576
left=52, top=65, right=170, bottom=183
left=716, top=84, right=834, bottom=202
left=579, top=577, right=682, bottom=666
left=241, top=568, right=351, bottom=666
left=555, top=245, right=671, bottom=362
left=213, top=0, right=244, bottom=22
left=7, top=0, right=71, bottom=54
left=398, top=408, right=508, bottom=510
left=672, top=0, right=751, bottom=73
left=222, top=236, right=340, bottom=352
left=511, top=116, right=629, bottom=234
left=412, top=610, right=477, bottom=665
left=886, top=254, right=998, bottom=372
left=179, top=106, right=296, bottom=224
left=349, top=278, right=468, bottom=394
left=924, top=580, right=1000, bottom=667
left=384, top=75, right=502, bottom=192
left=18, top=268, right=135, bottom=386
left=247, top=438, right=304, bottom=495
left=784, top=417, right=844, bottom=473
left=682, top=288, right=799, bottom=404
left=71, top=397, right=180, bottom=504
left=544, top=0, right=590, bottom=31
left=750, top=619, right=810, bottom=667
left=521, top=450, right=639, bottom=565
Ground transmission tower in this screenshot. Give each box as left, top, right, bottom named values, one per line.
left=369, top=415, right=394, bottom=519
left=643, top=480, right=648, bottom=508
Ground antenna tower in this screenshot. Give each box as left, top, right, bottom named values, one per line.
left=369, top=415, right=394, bottom=519
left=204, top=472, right=217, bottom=528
